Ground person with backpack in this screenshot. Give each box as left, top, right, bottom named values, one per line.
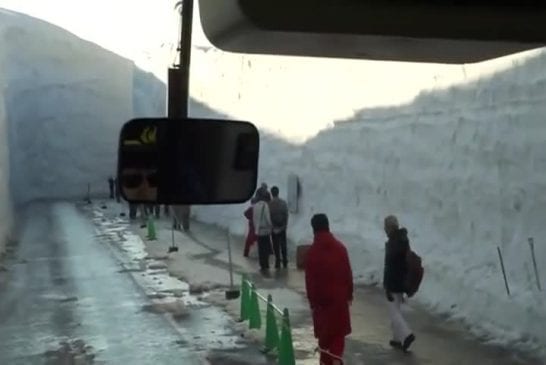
left=269, top=186, right=289, bottom=268
left=252, top=190, right=273, bottom=272
left=383, top=215, right=416, bottom=352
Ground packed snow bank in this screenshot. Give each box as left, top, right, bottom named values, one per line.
left=0, top=9, right=165, bottom=205
left=0, top=38, right=13, bottom=254
left=190, top=42, right=546, bottom=354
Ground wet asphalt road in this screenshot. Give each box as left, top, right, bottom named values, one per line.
left=0, top=202, right=233, bottom=364
left=0, top=201, right=202, bottom=364
left=4, top=201, right=541, bottom=365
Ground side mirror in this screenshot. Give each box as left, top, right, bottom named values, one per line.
left=117, top=118, right=259, bottom=205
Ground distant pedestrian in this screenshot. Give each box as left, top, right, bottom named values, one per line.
left=114, top=177, right=121, bottom=202
left=305, top=214, right=353, bottom=365
left=269, top=186, right=289, bottom=268
left=383, top=215, right=415, bottom=352
left=253, top=189, right=272, bottom=272
left=172, top=206, right=182, bottom=230
left=139, top=204, right=148, bottom=228
left=172, top=205, right=190, bottom=231
left=243, top=197, right=258, bottom=257
left=149, top=204, right=160, bottom=218
left=255, top=182, right=271, bottom=202
left=108, top=176, right=115, bottom=199
left=180, top=205, right=191, bottom=231
left=129, top=203, right=137, bottom=220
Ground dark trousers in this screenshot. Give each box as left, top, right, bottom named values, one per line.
left=272, top=230, right=288, bottom=268
left=114, top=179, right=120, bottom=202
left=257, top=235, right=271, bottom=270
left=180, top=205, right=190, bottom=231
left=129, top=204, right=137, bottom=219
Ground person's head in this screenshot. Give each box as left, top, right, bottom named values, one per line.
left=384, top=215, right=399, bottom=237
left=311, top=213, right=330, bottom=234
left=256, top=188, right=268, bottom=202
left=261, top=182, right=268, bottom=190
left=271, top=186, right=279, bottom=198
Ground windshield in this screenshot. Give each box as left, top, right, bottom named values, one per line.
left=0, top=1, right=544, bottom=364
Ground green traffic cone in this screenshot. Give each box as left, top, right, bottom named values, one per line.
left=249, top=284, right=261, bottom=329
left=264, top=294, right=280, bottom=353
left=239, top=274, right=250, bottom=321
left=147, top=216, right=157, bottom=240
left=278, top=308, right=295, bottom=365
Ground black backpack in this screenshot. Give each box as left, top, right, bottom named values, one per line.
left=404, top=250, right=424, bottom=297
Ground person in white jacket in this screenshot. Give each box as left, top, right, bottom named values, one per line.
left=253, top=190, right=272, bottom=271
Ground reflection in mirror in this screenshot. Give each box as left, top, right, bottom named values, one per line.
left=117, top=118, right=259, bottom=205
left=120, top=168, right=158, bottom=201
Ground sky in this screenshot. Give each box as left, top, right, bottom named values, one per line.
left=1, top=0, right=543, bottom=127
left=1, top=0, right=542, bottom=84
left=0, top=0, right=183, bottom=80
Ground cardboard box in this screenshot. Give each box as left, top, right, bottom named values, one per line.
left=296, top=244, right=312, bottom=270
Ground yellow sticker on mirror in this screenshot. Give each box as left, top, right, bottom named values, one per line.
left=140, top=126, right=157, bottom=144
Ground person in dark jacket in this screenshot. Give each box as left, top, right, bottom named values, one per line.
left=269, top=186, right=289, bottom=268
left=383, top=215, right=415, bottom=352
left=108, top=176, right=115, bottom=199
left=114, top=177, right=121, bottom=202
left=305, top=214, right=353, bottom=365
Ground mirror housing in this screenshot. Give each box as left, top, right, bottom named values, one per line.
left=117, top=118, right=259, bottom=205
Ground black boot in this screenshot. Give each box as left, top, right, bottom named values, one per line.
left=389, top=340, right=402, bottom=349
left=402, top=334, right=415, bottom=353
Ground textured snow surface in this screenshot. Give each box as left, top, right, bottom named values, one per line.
left=190, top=43, right=546, bottom=355
left=0, top=9, right=166, bottom=252
left=0, top=9, right=165, bottom=206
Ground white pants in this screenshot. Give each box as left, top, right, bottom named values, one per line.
left=387, top=293, right=412, bottom=342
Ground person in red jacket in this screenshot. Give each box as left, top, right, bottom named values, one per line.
left=305, top=213, right=353, bottom=365
left=243, top=197, right=258, bottom=257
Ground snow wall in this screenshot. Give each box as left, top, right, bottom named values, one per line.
left=1, top=5, right=544, bottom=357
left=0, top=25, right=13, bottom=254
left=0, top=9, right=166, bottom=253
left=0, top=9, right=166, bottom=205
left=188, top=8, right=546, bottom=355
